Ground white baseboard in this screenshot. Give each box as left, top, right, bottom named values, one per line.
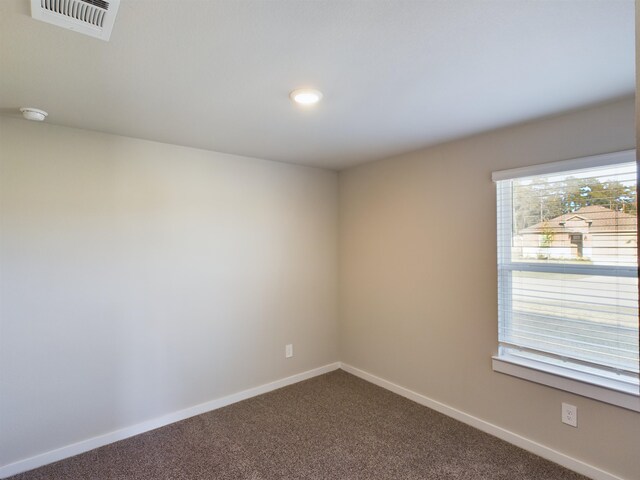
left=0, top=362, right=341, bottom=479
left=1, top=362, right=626, bottom=480
left=340, top=363, right=625, bottom=480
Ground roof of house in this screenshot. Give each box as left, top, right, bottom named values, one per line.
left=521, top=205, right=637, bottom=234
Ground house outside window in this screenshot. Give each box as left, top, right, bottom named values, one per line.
left=492, top=150, right=639, bottom=411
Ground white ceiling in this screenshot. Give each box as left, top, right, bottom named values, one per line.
left=0, top=0, right=635, bottom=169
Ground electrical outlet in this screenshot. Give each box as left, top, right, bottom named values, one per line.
left=285, top=344, right=293, bottom=358
left=562, top=403, right=577, bottom=427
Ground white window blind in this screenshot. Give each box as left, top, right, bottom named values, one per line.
left=494, top=151, right=639, bottom=395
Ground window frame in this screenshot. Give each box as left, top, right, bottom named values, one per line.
left=492, top=149, right=640, bottom=412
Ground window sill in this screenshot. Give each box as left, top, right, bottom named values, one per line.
left=492, top=354, right=640, bottom=412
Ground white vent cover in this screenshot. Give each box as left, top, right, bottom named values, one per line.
left=30, top=0, right=120, bottom=41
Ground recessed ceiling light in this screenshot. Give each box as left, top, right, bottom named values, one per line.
left=20, top=107, right=48, bottom=122
left=290, top=88, right=323, bottom=106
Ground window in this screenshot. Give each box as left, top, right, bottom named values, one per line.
left=492, top=150, right=640, bottom=411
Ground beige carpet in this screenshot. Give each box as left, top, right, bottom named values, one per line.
left=8, top=370, right=587, bottom=479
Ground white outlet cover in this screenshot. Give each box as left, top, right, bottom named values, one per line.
left=285, top=344, right=293, bottom=358
left=562, top=403, right=577, bottom=427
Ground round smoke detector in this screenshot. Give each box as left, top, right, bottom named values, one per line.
left=20, top=107, right=48, bottom=122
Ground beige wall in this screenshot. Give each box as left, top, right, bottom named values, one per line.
left=338, top=97, right=639, bottom=479
left=1, top=96, right=638, bottom=478
left=0, top=117, right=338, bottom=466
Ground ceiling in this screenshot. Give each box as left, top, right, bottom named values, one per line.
left=0, top=0, right=635, bottom=170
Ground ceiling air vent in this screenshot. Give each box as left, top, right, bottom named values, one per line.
left=30, top=0, right=121, bottom=41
